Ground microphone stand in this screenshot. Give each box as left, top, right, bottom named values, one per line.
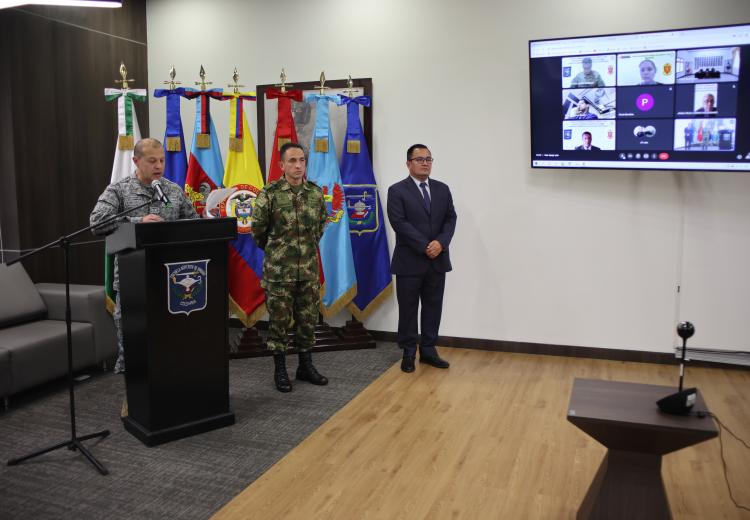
left=678, top=334, right=687, bottom=392
left=6, top=196, right=157, bottom=475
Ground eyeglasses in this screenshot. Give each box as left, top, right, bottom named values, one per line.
left=409, top=157, right=434, bottom=164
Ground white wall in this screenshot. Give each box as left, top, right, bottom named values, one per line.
left=146, top=0, right=750, bottom=353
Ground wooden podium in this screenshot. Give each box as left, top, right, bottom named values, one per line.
left=107, top=218, right=237, bottom=446
left=567, top=378, right=718, bottom=519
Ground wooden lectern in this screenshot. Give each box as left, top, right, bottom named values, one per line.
left=567, top=378, right=718, bottom=519
left=107, top=218, right=237, bottom=446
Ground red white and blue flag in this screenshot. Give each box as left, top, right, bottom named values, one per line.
left=183, top=88, right=226, bottom=213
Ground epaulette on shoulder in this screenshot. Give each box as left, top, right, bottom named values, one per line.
left=306, top=180, right=322, bottom=191
left=114, top=175, right=135, bottom=187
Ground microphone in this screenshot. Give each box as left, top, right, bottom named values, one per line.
left=656, top=321, right=698, bottom=415
left=152, top=180, right=170, bottom=205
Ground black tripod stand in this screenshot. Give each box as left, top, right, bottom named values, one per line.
left=6, top=197, right=157, bottom=475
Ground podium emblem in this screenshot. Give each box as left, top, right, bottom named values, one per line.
left=165, top=260, right=210, bottom=315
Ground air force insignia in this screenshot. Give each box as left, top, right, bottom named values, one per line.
left=344, top=185, right=379, bottom=235
left=322, top=183, right=345, bottom=224
left=165, top=260, right=210, bottom=315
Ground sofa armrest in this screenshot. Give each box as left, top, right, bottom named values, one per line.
left=36, top=283, right=117, bottom=363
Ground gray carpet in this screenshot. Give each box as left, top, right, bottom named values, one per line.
left=0, top=344, right=402, bottom=520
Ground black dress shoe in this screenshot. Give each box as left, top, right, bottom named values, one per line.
left=401, top=356, right=416, bottom=373
left=420, top=354, right=450, bottom=369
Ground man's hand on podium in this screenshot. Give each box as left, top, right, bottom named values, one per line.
left=142, top=214, right=164, bottom=223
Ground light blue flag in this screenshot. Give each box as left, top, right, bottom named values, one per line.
left=305, top=93, right=357, bottom=317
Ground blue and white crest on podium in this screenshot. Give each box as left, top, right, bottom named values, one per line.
left=164, top=259, right=210, bottom=316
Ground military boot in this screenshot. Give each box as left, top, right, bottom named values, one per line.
left=296, top=351, right=328, bottom=385
left=273, top=352, right=292, bottom=393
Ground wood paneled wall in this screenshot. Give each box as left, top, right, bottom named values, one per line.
left=0, top=2, right=148, bottom=284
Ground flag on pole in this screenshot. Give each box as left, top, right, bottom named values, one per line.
left=104, top=88, right=147, bottom=182
left=304, top=93, right=357, bottom=317
left=183, top=88, right=226, bottom=213
left=219, top=91, right=267, bottom=325
left=103, top=87, right=146, bottom=312
left=265, top=87, right=302, bottom=182
left=153, top=87, right=188, bottom=187
left=338, top=95, right=392, bottom=320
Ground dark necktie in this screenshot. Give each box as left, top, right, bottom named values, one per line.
left=419, top=182, right=431, bottom=213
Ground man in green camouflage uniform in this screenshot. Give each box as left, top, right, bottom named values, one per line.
left=252, top=142, right=329, bottom=392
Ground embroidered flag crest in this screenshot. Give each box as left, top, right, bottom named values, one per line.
left=345, top=185, right=379, bottom=234
left=219, top=184, right=260, bottom=234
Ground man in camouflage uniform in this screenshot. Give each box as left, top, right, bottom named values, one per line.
left=90, top=138, right=198, bottom=374
left=252, top=142, right=329, bottom=392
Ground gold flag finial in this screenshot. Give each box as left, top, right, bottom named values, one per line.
left=275, top=67, right=294, bottom=94
left=164, top=66, right=181, bottom=90
left=315, top=71, right=328, bottom=94
left=345, top=75, right=356, bottom=98
left=196, top=65, right=212, bottom=91
left=115, top=61, right=135, bottom=90
left=228, top=67, right=244, bottom=95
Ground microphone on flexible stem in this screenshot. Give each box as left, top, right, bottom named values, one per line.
left=676, top=321, right=694, bottom=391
left=656, top=321, right=698, bottom=415
left=152, top=180, right=170, bottom=205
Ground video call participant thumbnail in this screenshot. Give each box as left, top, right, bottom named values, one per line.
left=562, top=88, right=617, bottom=120
left=617, top=86, right=675, bottom=119
left=562, top=120, right=616, bottom=151
left=674, top=82, right=738, bottom=118
left=561, top=55, right=616, bottom=89
left=673, top=118, right=736, bottom=152
left=617, top=51, right=676, bottom=86
left=676, top=47, right=741, bottom=83
left=615, top=119, right=674, bottom=150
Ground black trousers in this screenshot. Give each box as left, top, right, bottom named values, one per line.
left=395, top=268, right=446, bottom=357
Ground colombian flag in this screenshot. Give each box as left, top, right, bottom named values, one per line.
left=221, top=92, right=266, bottom=325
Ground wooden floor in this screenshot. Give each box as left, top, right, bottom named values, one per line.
left=211, top=347, right=750, bottom=520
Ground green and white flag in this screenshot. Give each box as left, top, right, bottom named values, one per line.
left=104, top=88, right=147, bottom=182
left=103, top=88, right=147, bottom=312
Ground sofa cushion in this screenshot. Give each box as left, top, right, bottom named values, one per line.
left=36, top=283, right=117, bottom=364
left=0, top=263, right=47, bottom=328
left=0, top=320, right=95, bottom=395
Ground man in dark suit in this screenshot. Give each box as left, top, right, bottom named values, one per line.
left=387, top=144, right=457, bottom=373
left=575, top=131, right=601, bottom=151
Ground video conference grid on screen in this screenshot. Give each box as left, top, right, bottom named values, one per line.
left=529, top=24, right=750, bottom=171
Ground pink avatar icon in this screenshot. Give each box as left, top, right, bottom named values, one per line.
left=636, top=93, right=655, bottom=111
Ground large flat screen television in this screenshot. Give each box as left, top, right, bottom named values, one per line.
left=529, top=24, right=750, bottom=171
